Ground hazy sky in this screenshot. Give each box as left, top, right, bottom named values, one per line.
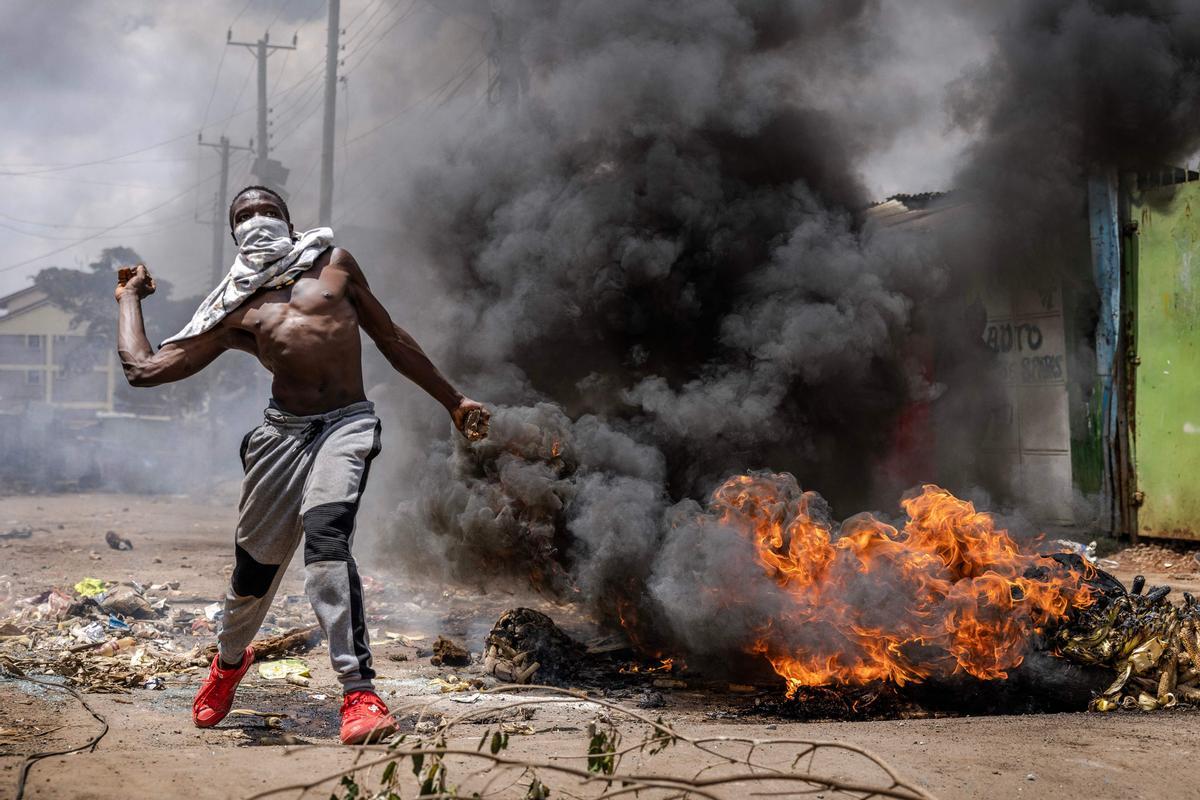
left=0, top=0, right=985, bottom=300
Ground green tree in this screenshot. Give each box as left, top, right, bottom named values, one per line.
left=32, top=247, right=255, bottom=414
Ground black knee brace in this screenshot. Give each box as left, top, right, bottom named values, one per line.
left=303, top=501, right=357, bottom=565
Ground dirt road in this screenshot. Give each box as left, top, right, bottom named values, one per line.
left=0, top=493, right=1196, bottom=800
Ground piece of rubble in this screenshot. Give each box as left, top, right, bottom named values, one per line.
left=105, top=531, right=133, bottom=551
left=202, top=625, right=322, bottom=662
left=635, top=691, right=665, bottom=709
left=430, top=635, right=471, bottom=667
left=0, top=527, right=36, bottom=541
left=100, top=585, right=157, bottom=620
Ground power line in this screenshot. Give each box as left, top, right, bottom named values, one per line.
left=199, top=44, right=228, bottom=133
left=270, top=69, right=328, bottom=135
left=222, top=59, right=258, bottom=138
left=0, top=42, right=335, bottom=178
left=266, top=0, right=297, bottom=30
left=231, top=0, right=258, bottom=27
left=341, top=0, right=420, bottom=77
left=0, top=208, right=196, bottom=233
left=0, top=212, right=197, bottom=242
left=0, top=165, right=235, bottom=275
left=338, top=77, right=350, bottom=211
left=343, top=0, right=384, bottom=33
left=262, top=54, right=328, bottom=140
left=344, top=50, right=485, bottom=145
left=0, top=154, right=206, bottom=169
left=343, top=0, right=396, bottom=47
left=2, top=173, right=189, bottom=191
left=0, top=132, right=199, bottom=177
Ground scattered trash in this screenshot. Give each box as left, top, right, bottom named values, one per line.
left=97, top=637, right=137, bottom=657
left=257, top=658, right=311, bottom=681
left=0, top=526, right=40, bottom=541
left=0, top=622, right=27, bottom=639
left=203, top=602, right=223, bottom=622
left=385, top=631, right=427, bottom=648
left=430, top=635, right=471, bottom=667
left=71, top=622, right=106, bottom=645
left=1052, top=539, right=1097, bottom=562
left=104, top=531, right=133, bottom=551
left=99, top=585, right=156, bottom=620
left=73, top=578, right=107, bottom=598
left=285, top=674, right=310, bottom=687
left=106, top=615, right=131, bottom=631
left=430, top=675, right=484, bottom=693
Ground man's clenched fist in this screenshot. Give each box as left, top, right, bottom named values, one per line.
left=115, top=264, right=156, bottom=302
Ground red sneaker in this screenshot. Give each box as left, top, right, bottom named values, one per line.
left=192, top=646, right=255, bottom=728
left=340, top=690, right=397, bottom=744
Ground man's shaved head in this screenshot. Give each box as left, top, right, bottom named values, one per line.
left=228, top=185, right=290, bottom=231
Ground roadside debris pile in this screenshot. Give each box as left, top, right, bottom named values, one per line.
left=0, top=577, right=322, bottom=694
left=1056, top=573, right=1200, bottom=712
left=0, top=579, right=203, bottom=692
left=1110, top=542, right=1200, bottom=577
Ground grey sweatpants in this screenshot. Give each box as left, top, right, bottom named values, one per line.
left=217, top=400, right=381, bottom=693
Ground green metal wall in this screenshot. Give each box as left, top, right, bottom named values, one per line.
left=1129, top=181, right=1200, bottom=540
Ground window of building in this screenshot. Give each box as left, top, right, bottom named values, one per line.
left=26, top=370, right=41, bottom=385
left=27, top=334, right=42, bottom=349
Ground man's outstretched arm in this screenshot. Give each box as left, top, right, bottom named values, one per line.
left=338, top=248, right=489, bottom=438
left=116, top=264, right=226, bottom=387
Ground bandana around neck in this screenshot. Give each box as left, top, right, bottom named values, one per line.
left=160, top=218, right=334, bottom=346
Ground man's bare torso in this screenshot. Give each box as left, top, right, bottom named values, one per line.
left=222, top=248, right=367, bottom=415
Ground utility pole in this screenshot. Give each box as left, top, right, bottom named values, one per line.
left=228, top=28, right=296, bottom=194
left=199, top=133, right=254, bottom=285
left=318, top=0, right=341, bottom=226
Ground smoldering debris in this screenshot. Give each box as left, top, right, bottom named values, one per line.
left=484, top=607, right=585, bottom=685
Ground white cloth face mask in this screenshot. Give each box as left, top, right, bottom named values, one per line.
left=234, top=216, right=295, bottom=266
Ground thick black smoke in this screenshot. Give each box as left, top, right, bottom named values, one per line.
left=390, top=0, right=938, bottom=508
left=370, top=0, right=1200, bottom=671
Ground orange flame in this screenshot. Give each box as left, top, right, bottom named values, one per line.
left=619, top=657, right=678, bottom=674
left=708, top=475, right=1094, bottom=696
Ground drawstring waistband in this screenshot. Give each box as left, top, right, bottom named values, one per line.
left=262, top=399, right=375, bottom=446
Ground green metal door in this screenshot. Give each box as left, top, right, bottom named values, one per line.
left=1130, top=180, right=1200, bottom=540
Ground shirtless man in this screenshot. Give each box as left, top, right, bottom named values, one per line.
left=115, top=185, right=489, bottom=744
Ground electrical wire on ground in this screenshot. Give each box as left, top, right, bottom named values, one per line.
left=6, top=675, right=109, bottom=800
